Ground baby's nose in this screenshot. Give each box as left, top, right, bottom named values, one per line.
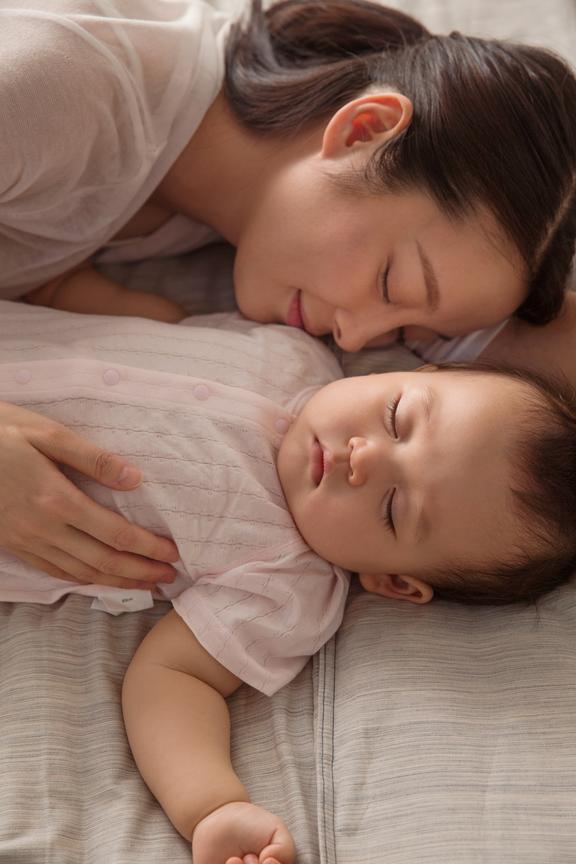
left=348, top=436, right=371, bottom=486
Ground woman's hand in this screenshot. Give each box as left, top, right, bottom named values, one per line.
left=0, top=402, right=179, bottom=588
left=192, top=801, right=296, bottom=864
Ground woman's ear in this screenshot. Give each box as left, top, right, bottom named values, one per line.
left=321, top=92, right=413, bottom=159
left=359, top=572, right=434, bottom=605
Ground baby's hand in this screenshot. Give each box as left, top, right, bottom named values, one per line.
left=191, top=801, right=296, bottom=864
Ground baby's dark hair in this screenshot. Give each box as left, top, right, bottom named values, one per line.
left=225, top=0, right=576, bottom=327
left=423, top=363, right=576, bottom=605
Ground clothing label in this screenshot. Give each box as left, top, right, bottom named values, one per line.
left=90, top=590, right=155, bottom=616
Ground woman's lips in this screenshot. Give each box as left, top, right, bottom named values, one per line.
left=286, top=290, right=304, bottom=329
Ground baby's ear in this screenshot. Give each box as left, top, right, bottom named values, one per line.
left=358, top=572, right=434, bottom=605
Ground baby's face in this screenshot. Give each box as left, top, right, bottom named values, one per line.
left=277, top=370, right=528, bottom=584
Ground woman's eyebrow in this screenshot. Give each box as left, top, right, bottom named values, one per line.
left=421, top=384, right=435, bottom=421
left=416, top=240, right=440, bottom=313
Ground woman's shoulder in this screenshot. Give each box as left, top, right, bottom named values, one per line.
left=480, top=291, right=576, bottom=389
left=0, top=0, right=233, bottom=295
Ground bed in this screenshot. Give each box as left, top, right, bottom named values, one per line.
left=2, top=1, right=576, bottom=862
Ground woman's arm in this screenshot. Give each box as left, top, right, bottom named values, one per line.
left=480, top=292, right=576, bottom=387
left=122, top=610, right=295, bottom=864
left=25, top=263, right=185, bottom=322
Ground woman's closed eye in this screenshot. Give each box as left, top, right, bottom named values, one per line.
left=380, top=265, right=391, bottom=303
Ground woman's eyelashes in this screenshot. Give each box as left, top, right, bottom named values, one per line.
left=380, top=264, right=391, bottom=303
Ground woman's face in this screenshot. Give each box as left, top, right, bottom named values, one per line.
left=233, top=164, right=526, bottom=352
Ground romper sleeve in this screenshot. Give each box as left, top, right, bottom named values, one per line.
left=171, top=544, right=350, bottom=697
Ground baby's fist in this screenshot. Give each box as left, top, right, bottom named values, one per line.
left=192, top=801, right=296, bottom=864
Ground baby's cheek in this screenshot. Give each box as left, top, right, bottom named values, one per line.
left=307, top=503, right=361, bottom=569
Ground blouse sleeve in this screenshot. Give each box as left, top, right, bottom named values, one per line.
left=0, top=1, right=231, bottom=296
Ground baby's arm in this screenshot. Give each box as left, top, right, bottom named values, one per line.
left=25, top=263, right=185, bottom=322
left=122, top=610, right=295, bottom=864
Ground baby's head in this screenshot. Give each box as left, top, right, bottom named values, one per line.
left=277, top=363, right=576, bottom=605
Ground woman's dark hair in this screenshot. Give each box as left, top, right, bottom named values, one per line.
left=225, top=0, right=576, bottom=326
left=423, top=362, right=576, bottom=606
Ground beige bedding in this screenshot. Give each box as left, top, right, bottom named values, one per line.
left=3, top=1, right=576, bottom=862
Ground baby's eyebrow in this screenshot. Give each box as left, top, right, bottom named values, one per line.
left=414, top=386, right=435, bottom=543
left=414, top=501, right=429, bottom=545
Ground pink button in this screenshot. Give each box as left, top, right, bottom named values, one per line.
left=14, top=368, right=31, bottom=384
left=275, top=417, right=290, bottom=435
left=103, top=368, right=121, bottom=386
left=194, top=384, right=211, bottom=401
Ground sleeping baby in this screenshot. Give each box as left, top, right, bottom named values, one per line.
left=1, top=302, right=575, bottom=864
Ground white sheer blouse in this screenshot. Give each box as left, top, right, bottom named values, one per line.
left=0, top=0, right=233, bottom=295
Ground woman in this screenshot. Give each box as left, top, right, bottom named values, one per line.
left=2, top=0, right=576, bottom=589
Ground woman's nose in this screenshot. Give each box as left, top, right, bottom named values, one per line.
left=333, top=309, right=398, bottom=353
left=332, top=310, right=366, bottom=352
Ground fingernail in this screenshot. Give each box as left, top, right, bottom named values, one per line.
left=117, top=466, right=141, bottom=486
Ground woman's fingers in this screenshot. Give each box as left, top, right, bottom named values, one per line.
left=0, top=404, right=179, bottom=583
left=16, top=549, right=150, bottom=590
left=24, top=414, right=145, bottom=491
left=42, top=524, right=177, bottom=587
left=16, top=550, right=85, bottom=584
left=64, top=489, right=179, bottom=568
left=25, top=543, right=164, bottom=591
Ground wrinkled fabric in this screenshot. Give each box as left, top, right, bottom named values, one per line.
left=0, top=304, right=348, bottom=695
